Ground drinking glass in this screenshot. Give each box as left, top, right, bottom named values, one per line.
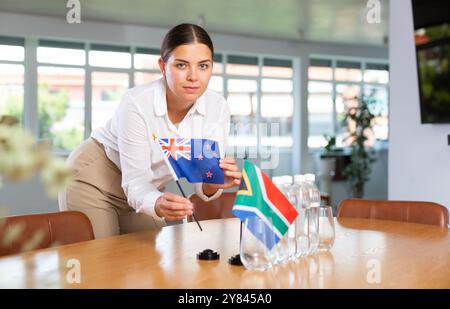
left=318, top=205, right=335, bottom=250
left=240, top=216, right=275, bottom=271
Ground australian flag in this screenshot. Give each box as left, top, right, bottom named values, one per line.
left=157, top=137, right=224, bottom=184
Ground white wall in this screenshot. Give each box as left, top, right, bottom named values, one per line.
left=389, top=0, right=450, bottom=211
left=0, top=12, right=388, bottom=215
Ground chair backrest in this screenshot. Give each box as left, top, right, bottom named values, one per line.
left=0, top=211, right=94, bottom=257
left=337, top=199, right=449, bottom=227
left=188, top=192, right=237, bottom=222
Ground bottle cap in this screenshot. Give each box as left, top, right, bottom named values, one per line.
left=281, top=175, right=293, bottom=185
left=304, top=173, right=316, bottom=182
left=294, top=174, right=305, bottom=183
left=272, top=176, right=283, bottom=185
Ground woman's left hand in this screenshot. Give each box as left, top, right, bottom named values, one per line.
left=203, top=157, right=241, bottom=194
left=219, top=157, right=242, bottom=189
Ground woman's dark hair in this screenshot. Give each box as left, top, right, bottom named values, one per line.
left=161, top=23, right=214, bottom=62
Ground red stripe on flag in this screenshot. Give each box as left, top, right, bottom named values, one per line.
left=261, top=171, right=298, bottom=224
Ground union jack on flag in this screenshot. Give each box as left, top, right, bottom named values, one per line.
left=155, top=136, right=225, bottom=184
left=158, top=138, right=192, bottom=160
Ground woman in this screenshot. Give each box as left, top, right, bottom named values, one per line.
left=59, top=23, right=241, bottom=238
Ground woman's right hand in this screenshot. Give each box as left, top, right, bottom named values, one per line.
left=155, top=192, right=193, bottom=221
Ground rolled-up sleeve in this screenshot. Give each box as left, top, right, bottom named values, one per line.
left=116, top=94, right=165, bottom=222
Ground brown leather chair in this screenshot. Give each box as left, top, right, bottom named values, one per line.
left=0, top=211, right=94, bottom=257
left=337, top=199, right=449, bottom=227
left=188, top=192, right=237, bottom=222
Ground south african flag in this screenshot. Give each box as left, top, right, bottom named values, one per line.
left=232, top=160, right=298, bottom=250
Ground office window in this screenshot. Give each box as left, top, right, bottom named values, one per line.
left=0, top=64, right=24, bottom=124
left=364, top=67, right=389, bottom=142
left=0, top=37, right=25, bottom=124
left=207, top=54, right=224, bottom=94
left=335, top=61, right=362, bottom=82
left=208, top=75, right=223, bottom=93
left=91, top=72, right=128, bottom=131
left=260, top=79, right=293, bottom=147
left=308, top=59, right=333, bottom=81
left=134, top=48, right=160, bottom=70
left=37, top=40, right=85, bottom=66
left=134, top=72, right=162, bottom=86
left=222, top=55, right=295, bottom=150
left=0, top=44, right=24, bottom=62
left=226, top=55, right=259, bottom=76
left=37, top=47, right=85, bottom=66
left=364, top=86, right=389, bottom=141
left=262, top=58, right=293, bottom=78
left=133, top=48, right=161, bottom=86
left=89, top=44, right=131, bottom=69
left=36, top=41, right=86, bottom=151
left=227, top=79, right=258, bottom=146
left=364, top=63, right=389, bottom=84
left=37, top=66, right=85, bottom=151
left=5, top=37, right=296, bottom=155
left=308, top=81, right=333, bottom=148
left=212, top=54, right=223, bottom=74
left=335, top=84, right=361, bottom=146
left=308, top=57, right=389, bottom=148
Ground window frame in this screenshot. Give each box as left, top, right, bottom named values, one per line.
left=2, top=36, right=298, bottom=156
left=0, top=36, right=25, bottom=127
left=220, top=53, right=296, bottom=153
left=307, top=55, right=389, bottom=151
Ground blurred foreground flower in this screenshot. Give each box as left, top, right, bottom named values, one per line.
left=41, top=157, right=73, bottom=197
left=0, top=115, right=73, bottom=193
left=0, top=115, right=73, bottom=254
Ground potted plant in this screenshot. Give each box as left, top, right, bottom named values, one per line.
left=315, top=135, right=339, bottom=200
left=323, top=134, right=337, bottom=153
left=342, top=96, right=377, bottom=198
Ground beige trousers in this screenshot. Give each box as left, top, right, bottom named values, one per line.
left=58, top=138, right=165, bottom=239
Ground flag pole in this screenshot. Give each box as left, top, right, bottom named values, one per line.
left=240, top=151, right=247, bottom=245
left=153, top=134, right=203, bottom=232
left=175, top=180, right=203, bottom=232
left=228, top=154, right=246, bottom=266
left=239, top=221, right=242, bottom=242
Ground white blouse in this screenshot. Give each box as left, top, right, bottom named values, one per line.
left=91, top=78, right=230, bottom=222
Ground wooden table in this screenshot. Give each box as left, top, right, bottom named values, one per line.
left=0, top=218, right=449, bottom=288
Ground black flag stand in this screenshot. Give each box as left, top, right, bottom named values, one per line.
left=175, top=180, right=203, bottom=232
left=228, top=221, right=243, bottom=266
left=177, top=180, right=220, bottom=261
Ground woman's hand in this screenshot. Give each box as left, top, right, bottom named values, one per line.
left=203, top=157, right=242, bottom=195
left=155, top=192, right=193, bottom=221
left=219, top=157, right=242, bottom=188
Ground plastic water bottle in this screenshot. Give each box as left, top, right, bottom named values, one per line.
left=271, top=176, right=290, bottom=265
left=291, top=175, right=310, bottom=258
left=304, top=173, right=320, bottom=255
left=281, top=175, right=297, bottom=261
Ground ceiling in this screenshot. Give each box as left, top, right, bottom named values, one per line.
left=0, top=0, right=389, bottom=46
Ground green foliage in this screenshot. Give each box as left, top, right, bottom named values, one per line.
left=422, top=23, right=450, bottom=41
left=418, top=45, right=450, bottom=122
left=52, top=127, right=83, bottom=150
left=0, top=94, right=22, bottom=123
left=323, top=134, right=336, bottom=153
left=417, top=23, right=450, bottom=122
left=342, top=96, right=377, bottom=197
left=38, top=83, right=69, bottom=139
left=1, top=83, right=83, bottom=151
